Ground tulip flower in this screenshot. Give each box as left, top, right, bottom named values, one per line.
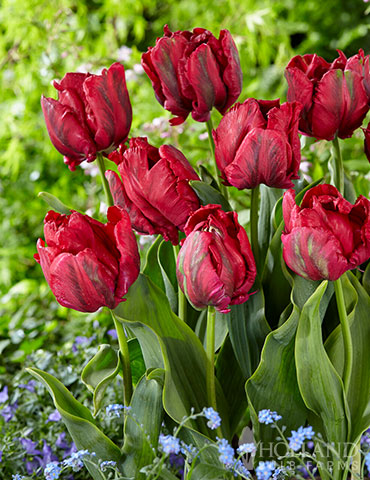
left=176, top=205, right=256, bottom=313
left=281, top=184, right=370, bottom=281
left=35, top=207, right=140, bottom=312
left=213, top=98, right=302, bottom=189
left=41, top=63, right=132, bottom=171
left=285, top=50, right=369, bottom=140
left=142, top=25, right=242, bottom=125
left=106, top=137, right=200, bottom=245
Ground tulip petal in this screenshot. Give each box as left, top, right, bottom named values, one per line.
left=187, top=43, right=227, bottom=122
left=224, top=127, right=292, bottom=189
left=83, top=63, right=132, bottom=151
left=106, top=170, right=157, bottom=236
left=282, top=227, right=348, bottom=281
left=48, top=249, right=117, bottom=312
left=107, top=206, right=140, bottom=301
left=213, top=99, right=266, bottom=177
left=219, top=29, right=243, bottom=112
left=41, top=96, right=97, bottom=166
left=285, top=66, right=314, bottom=134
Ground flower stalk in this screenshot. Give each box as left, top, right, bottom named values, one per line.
left=112, top=311, right=133, bottom=406
left=206, top=118, right=228, bottom=199
left=97, top=152, right=114, bottom=207
left=330, top=136, right=344, bottom=195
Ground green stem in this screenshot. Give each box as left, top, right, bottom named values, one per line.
left=111, top=311, right=133, bottom=405
left=206, top=118, right=228, bottom=199
left=250, top=186, right=260, bottom=271
left=173, top=244, right=186, bottom=322
left=331, top=136, right=344, bottom=195
left=97, top=152, right=114, bottom=207
left=334, top=277, right=352, bottom=395
left=206, top=306, right=222, bottom=437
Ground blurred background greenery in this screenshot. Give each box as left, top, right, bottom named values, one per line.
left=1, top=0, right=370, bottom=370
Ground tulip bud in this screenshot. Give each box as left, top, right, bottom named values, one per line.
left=142, top=25, right=242, bottom=125
left=285, top=50, right=369, bottom=140
left=281, top=184, right=370, bottom=281
left=213, top=98, right=302, bottom=190
left=176, top=205, right=256, bottom=313
left=41, top=63, right=132, bottom=171
left=106, top=137, right=200, bottom=245
left=34, top=207, right=140, bottom=312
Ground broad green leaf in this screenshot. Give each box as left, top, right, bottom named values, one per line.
left=122, top=369, right=164, bottom=479
left=125, top=322, right=164, bottom=371
left=190, top=180, right=231, bottom=212
left=362, top=261, right=370, bottom=296
left=143, top=234, right=165, bottom=292
left=258, top=185, right=282, bottom=270
left=81, top=344, right=121, bottom=416
left=114, top=274, right=230, bottom=439
left=227, top=291, right=270, bottom=379
left=190, top=463, right=231, bottom=480
left=195, top=310, right=228, bottom=352
left=247, top=275, right=334, bottom=459
left=325, top=273, right=370, bottom=443
left=158, top=239, right=178, bottom=313
left=26, top=367, right=123, bottom=479
left=295, top=281, right=348, bottom=445
left=38, top=191, right=72, bottom=214
left=128, top=338, right=146, bottom=386
left=216, top=335, right=248, bottom=436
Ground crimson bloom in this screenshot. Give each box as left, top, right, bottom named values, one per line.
left=281, top=184, right=370, bottom=281
left=35, top=207, right=140, bottom=312
left=142, top=25, right=242, bottom=125
left=285, top=50, right=369, bottom=140
left=106, top=137, right=200, bottom=245
left=213, top=98, right=302, bottom=189
left=41, top=63, right=132, bottom=171
left=176, top=205, right=256, bottom=313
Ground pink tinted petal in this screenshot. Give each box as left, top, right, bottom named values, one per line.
left=311, top=69, right=346, bottom=140
left=49, top=250, right=117, bottom=312
left=83, top=63, right=132, bottom=151
left=35, top=239, right=55, bottom=286
left=282, top=189, right=298, bottom=232
left=285, top=67, right=314, bottom=125
left=106, top=170, right=157, bottom=235
left=187, top=43, right=227, bottom=122
left=160, top=145, right=200, bottom=181
left=55, top=72, right=90, bottom=94
left=337, top=70, right=369, bottom=139
left=147, top=35, right=192, bottom=117
left=219, top=29, right=242, bottom=112
left=224, top=127, right=292, bottom=189
left=213, top=99, right=266, bottom=177
left=282, top=227, right=349, bottom=281
left=267, top=101, right=302, bottom=177
left=41, top=96, right=96, bottom=163
left=108, top=206, right=140, bottom=301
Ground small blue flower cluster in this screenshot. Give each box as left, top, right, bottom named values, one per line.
left=237, top=443, right=256, bottom=455
left=44, top=450, right=96, bottom=479
left=258, top=409, right=282, bottom=425
left=217, top=437, right=235, bottom=466
left=159, top=434, right=181, bottom=455
left=288, top=426, right=315, bottom=452
left=100, top=460, right=117, bottom=471
left=12, top=475, right=26, bottom=480
left=203, top=407, right=221, bottom=430
left=105, top=403, right=131, bottom=417
left=256, top=460, right=276, bottom=480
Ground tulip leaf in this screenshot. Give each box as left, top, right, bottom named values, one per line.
left=38, top=191, right=72, bottom=214
left=189, top=180, right=231, bottom=212
left=258, top=185, right=282, bottom=270
left=26, top=367, right=123, bottom=479
left=362, top=261, right=370, bottom=297
left=227, top=290, right=270, bottom=380
left=114, top=273, right=230, bottom=438
left=190, top=463, right=230, bottom=480
left=325, top=272, right=370, bottom=443
left=246, top=275, right=333, bottom=458
left=216, top=335, right=248, bottom=436
left=295, top=281, right=348, bottom=446
left=143, top=234, right=166, bottom=292
left=128, top=338, right=146, bottom=386
left=195, top=310, right=228, bottom=352
left=158, top=239, right=178, bottom=313
left=121, top=369, right=164, bottom=479
left=81, top=344, right=121, bottom=416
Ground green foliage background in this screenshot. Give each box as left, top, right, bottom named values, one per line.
left=0, top=0, right=369, bottom=366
